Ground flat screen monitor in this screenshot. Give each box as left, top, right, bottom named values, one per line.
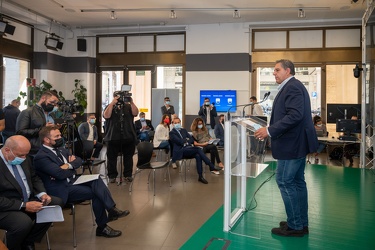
left=336, top=119, right=361, bottom=135
left=327, top=103, right=361, bottom=123
left=200, top=90, right=237, bottom=112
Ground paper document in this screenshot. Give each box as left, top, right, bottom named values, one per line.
left=36, top=206, right=64, bottom=223
left=208, top=139, right=220, bottom=145
left=73, top=174, right=100, bottom=185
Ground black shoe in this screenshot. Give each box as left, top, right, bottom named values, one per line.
left=198, top=176, right=208, bottom=184
left=124, top=177, right=133, bottom=182
left=272, top=223, right=304, bottom=237
left=96, top=225, right=122, bottom=238
left=279, top=221, right=309, bottom=234
left=108, top=207, right=130, bottom=222
left=21, top=243, right=35, bottom=250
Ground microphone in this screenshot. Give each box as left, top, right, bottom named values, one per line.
left=227, top=103, right=252, bottom=120
left=241, top=92, right=270, bottom=117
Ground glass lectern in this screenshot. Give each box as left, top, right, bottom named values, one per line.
left=223, top=116, right=271, bottom=238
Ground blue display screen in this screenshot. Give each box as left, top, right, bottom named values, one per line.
left=200, top=90, right=237, bottom=112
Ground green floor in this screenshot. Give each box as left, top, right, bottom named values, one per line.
left=181, top=162, right=375, bottom=250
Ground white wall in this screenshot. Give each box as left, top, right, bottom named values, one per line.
left=185, top=23, right=251, bottom=115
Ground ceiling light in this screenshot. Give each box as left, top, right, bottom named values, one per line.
left=0, top=20, right=16, bottom=36
left=44, top=36, right=63, bottom=50
left=170, top=10, right=177, bottom=19
left=110, top=11, right=117, bottom=20
left=298, top=9, right=306, bottom=18
left=233, top=10, right=241, bottom=19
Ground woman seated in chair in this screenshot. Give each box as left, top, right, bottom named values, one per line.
left=313, top=115, right=328, bottom=163
left=153, top=114, right=171, bottom=154
left=190, top=117, right=224, bottom=169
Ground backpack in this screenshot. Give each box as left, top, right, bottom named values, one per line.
left=329, top=147, right=343, bottom=160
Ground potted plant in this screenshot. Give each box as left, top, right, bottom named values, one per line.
left=71, top=79, right=87, bottom=115
left=19, top=79, right=65, bottom=106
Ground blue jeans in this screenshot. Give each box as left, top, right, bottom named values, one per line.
left=317, top=143, right=326, bottom=153
left=276, top=157, right=308, bottom=230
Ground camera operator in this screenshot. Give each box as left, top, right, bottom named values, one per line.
left=103, top=91, right=139, bottom=183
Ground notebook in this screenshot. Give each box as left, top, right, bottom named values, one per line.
left=208, top=139, right=220, bottom=145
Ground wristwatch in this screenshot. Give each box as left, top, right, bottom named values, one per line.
left=20, top=202, right=27, bottom=211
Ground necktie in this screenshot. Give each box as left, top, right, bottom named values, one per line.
left=54, top=148, right=64, bottom=162
left=11, top=165, right=28, bottom=202
left=251, top=105, right=254, bottom=115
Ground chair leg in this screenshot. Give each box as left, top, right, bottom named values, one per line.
left=153, top=169, right=156, bottom=196
left=90, top=200, right=95, bottom=226
left=72, top=204, right=77, bottom=248
left=46, top=231, right=51, bottom=250
left=129, top=168, right=141, bottom=193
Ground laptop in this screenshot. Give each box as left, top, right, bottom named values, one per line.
left=315, top=130, right=325, bottom=137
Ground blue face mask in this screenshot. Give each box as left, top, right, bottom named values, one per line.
left=165, top=101, right=170, bottom=105
left=8, top=149, right=26, bottom=165
left=50, top=106, right=58, bottom=113
left=140, top=118, right=145, bottom=122
left=197, top=124, right=203, bottom=129
left=174, top=124, right=181, bottom=129
left=89, top=119, right=96, bottom=124
left=205, top=102, right=210, bottom=106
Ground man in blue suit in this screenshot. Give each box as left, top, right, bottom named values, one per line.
left=34, top=126, right=130, bottom=238
left=255, top=59, right=318, bottom=237
left=169, top=117, right=221, bottom=184
left=214, top=114, right=225, bottom=147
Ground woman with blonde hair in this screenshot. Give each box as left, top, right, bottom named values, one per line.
left=153, top=114, right=170, bottom=153
left=190, top=117, right=224, bottom=169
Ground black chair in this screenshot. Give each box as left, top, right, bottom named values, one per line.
left=129, top=141, right=171, bottom=196
left=74, top=141, right=107, bottom=180
left=66, top=200, right=95, bottom=248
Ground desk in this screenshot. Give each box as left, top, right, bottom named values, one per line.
left=317, top=137, right=360, bottom=166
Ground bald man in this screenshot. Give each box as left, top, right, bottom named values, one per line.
left=0, top=135, right=62, bottom=250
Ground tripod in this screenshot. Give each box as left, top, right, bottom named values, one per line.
left=60, top=115, right=82, bottom=156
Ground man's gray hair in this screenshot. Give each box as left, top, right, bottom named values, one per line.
left=276, top=59, right=295, bottom=75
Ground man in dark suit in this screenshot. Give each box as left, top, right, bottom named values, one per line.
left=214, top=114, right=225, bottom=147
left=169, top=117, right=221, bottom=184
left=0, top=135, right=62, bottom=250
left=160, top=97, right=175, bottom=116
left=198, top=97, right=217, bottom=138
left=78, top=113, right=103, bottom=160
left=34, top=126, right=130, bottom=238
left=255, top=59, right=318, bottom=237
left=134, top=112, right=154, bottom=142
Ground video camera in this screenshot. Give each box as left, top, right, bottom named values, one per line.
left=58, top=100, right=83, bottom=114
left=114, top=85, right=132, bottom=105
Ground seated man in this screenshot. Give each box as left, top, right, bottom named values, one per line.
left=134, top=112, right=154, bottom=142
left=214, top=114, right=225, bottom=147
left=34, top=126, right=130, bottom=238
left=78, top=113, right=103, bottom=160
left=0, top=135, right=62, bottom=250
left=169, top=117, right=221, bottom=184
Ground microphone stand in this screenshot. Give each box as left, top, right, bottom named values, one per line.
left=241, top=92, right=270, bottom=117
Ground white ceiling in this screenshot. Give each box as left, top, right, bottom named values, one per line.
left=0, top=0, right=368, bottom=32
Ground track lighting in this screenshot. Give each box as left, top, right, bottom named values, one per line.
left=170, top=10, right=177, bottom=19
left=110, top=11, right=117, bottom=20
left=298, top=9, right=305, bottom=18
left=233, top=10, right=241, bottom=19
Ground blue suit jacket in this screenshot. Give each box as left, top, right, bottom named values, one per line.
left=268, top=77, right=318, bottom=160
left=34, top=146, right=82, bottom=204
left=169, top=128, right=195, bottom=162
left=78, top=122, right=98, bottom=141
left=214, top=123, right=224, bottom=146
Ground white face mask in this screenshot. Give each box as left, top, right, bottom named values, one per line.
left=317, top=124, right=322, bottom=127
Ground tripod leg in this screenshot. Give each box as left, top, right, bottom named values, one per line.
left=117, top=152, right=123, bottom=185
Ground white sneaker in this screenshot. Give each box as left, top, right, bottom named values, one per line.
left=172, top=163, right=177, bottom=169
left=211, top=170, right=220, bottom=175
